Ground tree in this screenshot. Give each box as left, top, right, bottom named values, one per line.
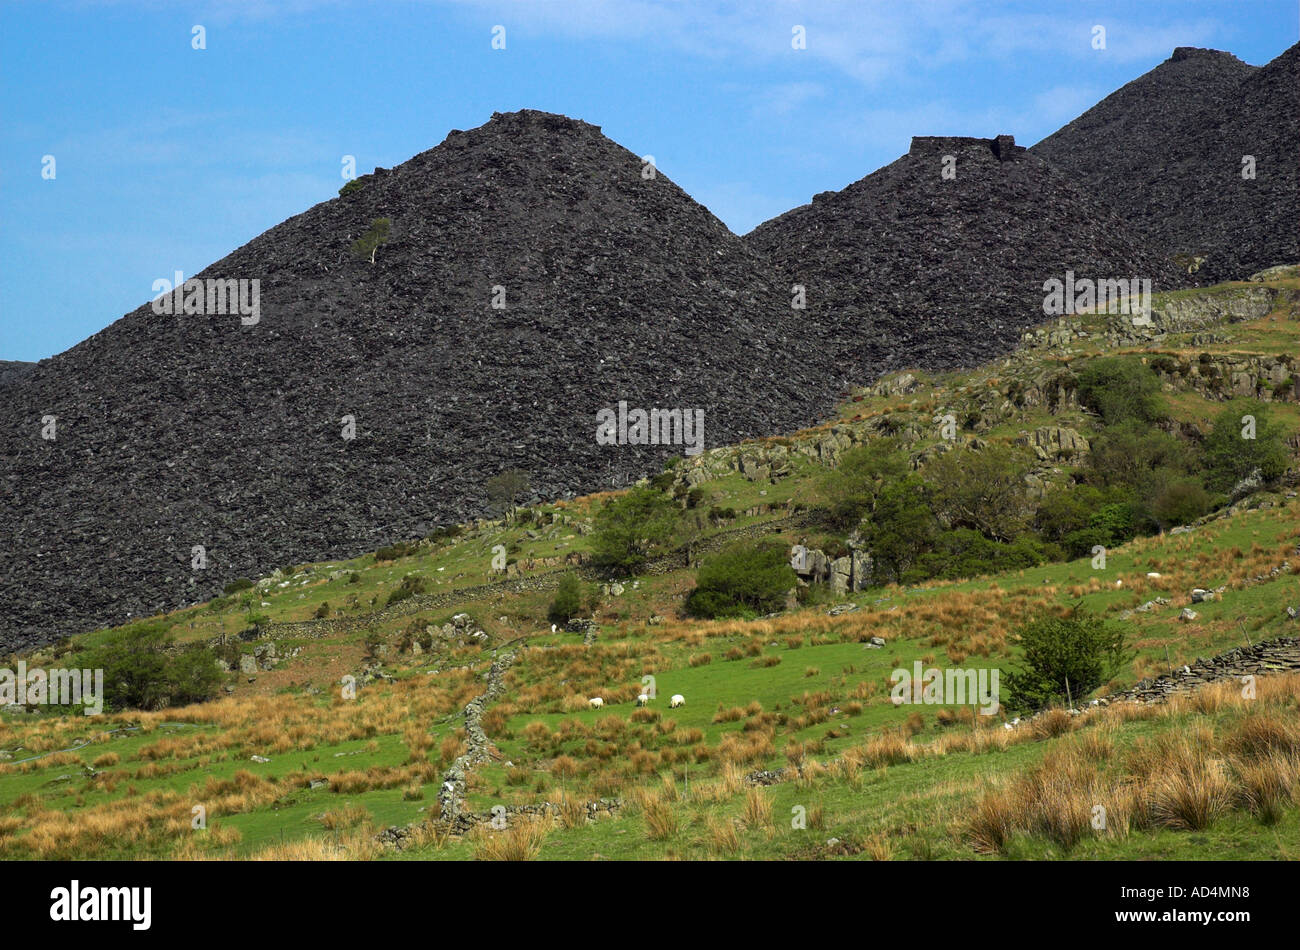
left=1003, top=607, right=1131, bottom=713
left=548, top=574, right=584, bottom=626
left=590, top=485, right=679, bottom=577
left=351, top=217, right=391, bottom=264
left=1202, top=400, right=1290, bottom=494
left=1085, top=420, right=1193, bottom=496
left=858, top=474, right=935, bottom=582
left=817, top=437, right=909, bottom=530
left=685, top=539, right=796, bottom=619
left=1149, top=473, right=1212, bottom=529
left=1076, top=357, right=1164, bottom=426
left=485, top=468, right=530, bottom=523
left=923, top=443, right=1035, bottom=541
left=76, top=623, right=222, bottom=712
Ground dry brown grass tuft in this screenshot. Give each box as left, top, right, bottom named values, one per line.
left=472, top=817, right=551, bottom=861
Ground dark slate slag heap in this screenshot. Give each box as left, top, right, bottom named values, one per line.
left=0, top=109, right=834, bottom=647
left=0, top=361, right=36, bottom=389
left=745, top=133, right=1185, bottom=382
left=1032, top=43, right=1300, bottom=283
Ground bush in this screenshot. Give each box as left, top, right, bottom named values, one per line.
left=685, top=539, right=796, bottom=619
left=1003, top=608, right=1131, bottom=714
left=1201, top=400, right=1290, bottom=494
left=548, top=574, right=584, bottom=626
left=1150, top=474, right=1212, bottom=528
left=912, top=529, right=1050, bottom=581
left=76, top=623, right=222, bottom=712
left=375, top=540, right=419, bottom=562
left=817, top=437, right=909, bottom=530
left=858, top=474, right=934, bottom=582
left=923, top=443, right=1036, bottom=542
left=485, top=468, right=530, bottom=520
left=1076, top=357, right=1165, bottom=426
left=350, top=217, right=391, bottom=263
left=338, top=178, right=364, bottom=197
left=590, top=485, right=680, bottom=577
left=386, top=575, right=427, bottom=606
left=314, top=601, right=331, bottom=619
left=1086, top=421, right=1193, bottom=496
left=222, top=578, right=254, bottom=595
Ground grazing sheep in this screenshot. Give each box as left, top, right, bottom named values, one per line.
left=588, top=697, right=604, bottom=709
left=636, top=693, right=649, bottom=707
left=670, top=694, right=685, bottom=708
left=1147, top=572, right=1161, bottom=579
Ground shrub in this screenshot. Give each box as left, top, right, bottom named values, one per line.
left=386, top=575, right=427, bottom=606
left=350, top=217, right=391, bottom=264
left=547, top=574, right=583, bottom=626
left=1202, top=400, right=1290, bottom=494
left=1150, top=475, right=1212, bottom=528
left=338, top=178, right=364, bottom=197
left=75, top=623, right=222, bottom=711
left=1076, top=357, right=1164, bottom=426
left=222, top=578, right=254, bottom=595
left=590, top=485, right=679, bottom=577
left=924, top=443, right=1036, bottom=542
left=912, top=529, right=1050, bottom=581
left=485, top=469, right=530, bottom=521
left=1003, top=607, right=1131, bottom=714
left=858, top=474, right=935, bottom=582
left=685, top=539, right=796, bottom=619
left=817, top=437, right=909, bottom=530
left=375, top=540, right=419, bottom=562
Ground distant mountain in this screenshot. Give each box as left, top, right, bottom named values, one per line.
left=746, top=133, right=1186, bottom=380
left=0, top=110, right=835, bottom=647
left=1033, top=44, right=1300, bottom=282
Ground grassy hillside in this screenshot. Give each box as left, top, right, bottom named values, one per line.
left=2, top=270, right=1298, bottom=861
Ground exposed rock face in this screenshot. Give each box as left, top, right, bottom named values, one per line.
left=746, top=134, right=1185, bottom=383
left=1020, top=426, right=1090, bottom=463
left=0, top=110, right=839, bottom=648
left=791, top=544, right=873, bottom=592
left=1032, top=44, right=1300, bottom=283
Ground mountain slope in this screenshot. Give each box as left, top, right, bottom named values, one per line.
left=746, top=134, right=1186, bottom=380
left=0, top=110, right=835, bottom=647
left=1033, top=44, right=1300, bottom=282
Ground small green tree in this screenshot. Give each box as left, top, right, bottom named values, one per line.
left=1003, top=607, right=1131, bottom=713
left=817, top=437, right=909, bottom=530
left=1076, top=357, right=1165, bottom=426
left=685, top=539, right=796, bottom=619
left=590, top=485, right=679, bottom=577
left=351, top=217, right=391, bottom=264
left=858, top=474, right=935, bottom=582
left=548, top=574, right=584, bottom=625
left=1202, top=400, right=1290, bottom=494
left=76, top=623, right=222, bottom=711
left=924, top=443, right=1035, bottom=541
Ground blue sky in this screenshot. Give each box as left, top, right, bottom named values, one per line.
left=2, top=0, right=1296, bottom=362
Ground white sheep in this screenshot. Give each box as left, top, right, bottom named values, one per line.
left=635, top=693, right=649, bottom=707
left=1147, top=572, right=1161, bottom=579
left=588, top=697, right=604, bottom=709
left=670, top=694, right=685, bottom=708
